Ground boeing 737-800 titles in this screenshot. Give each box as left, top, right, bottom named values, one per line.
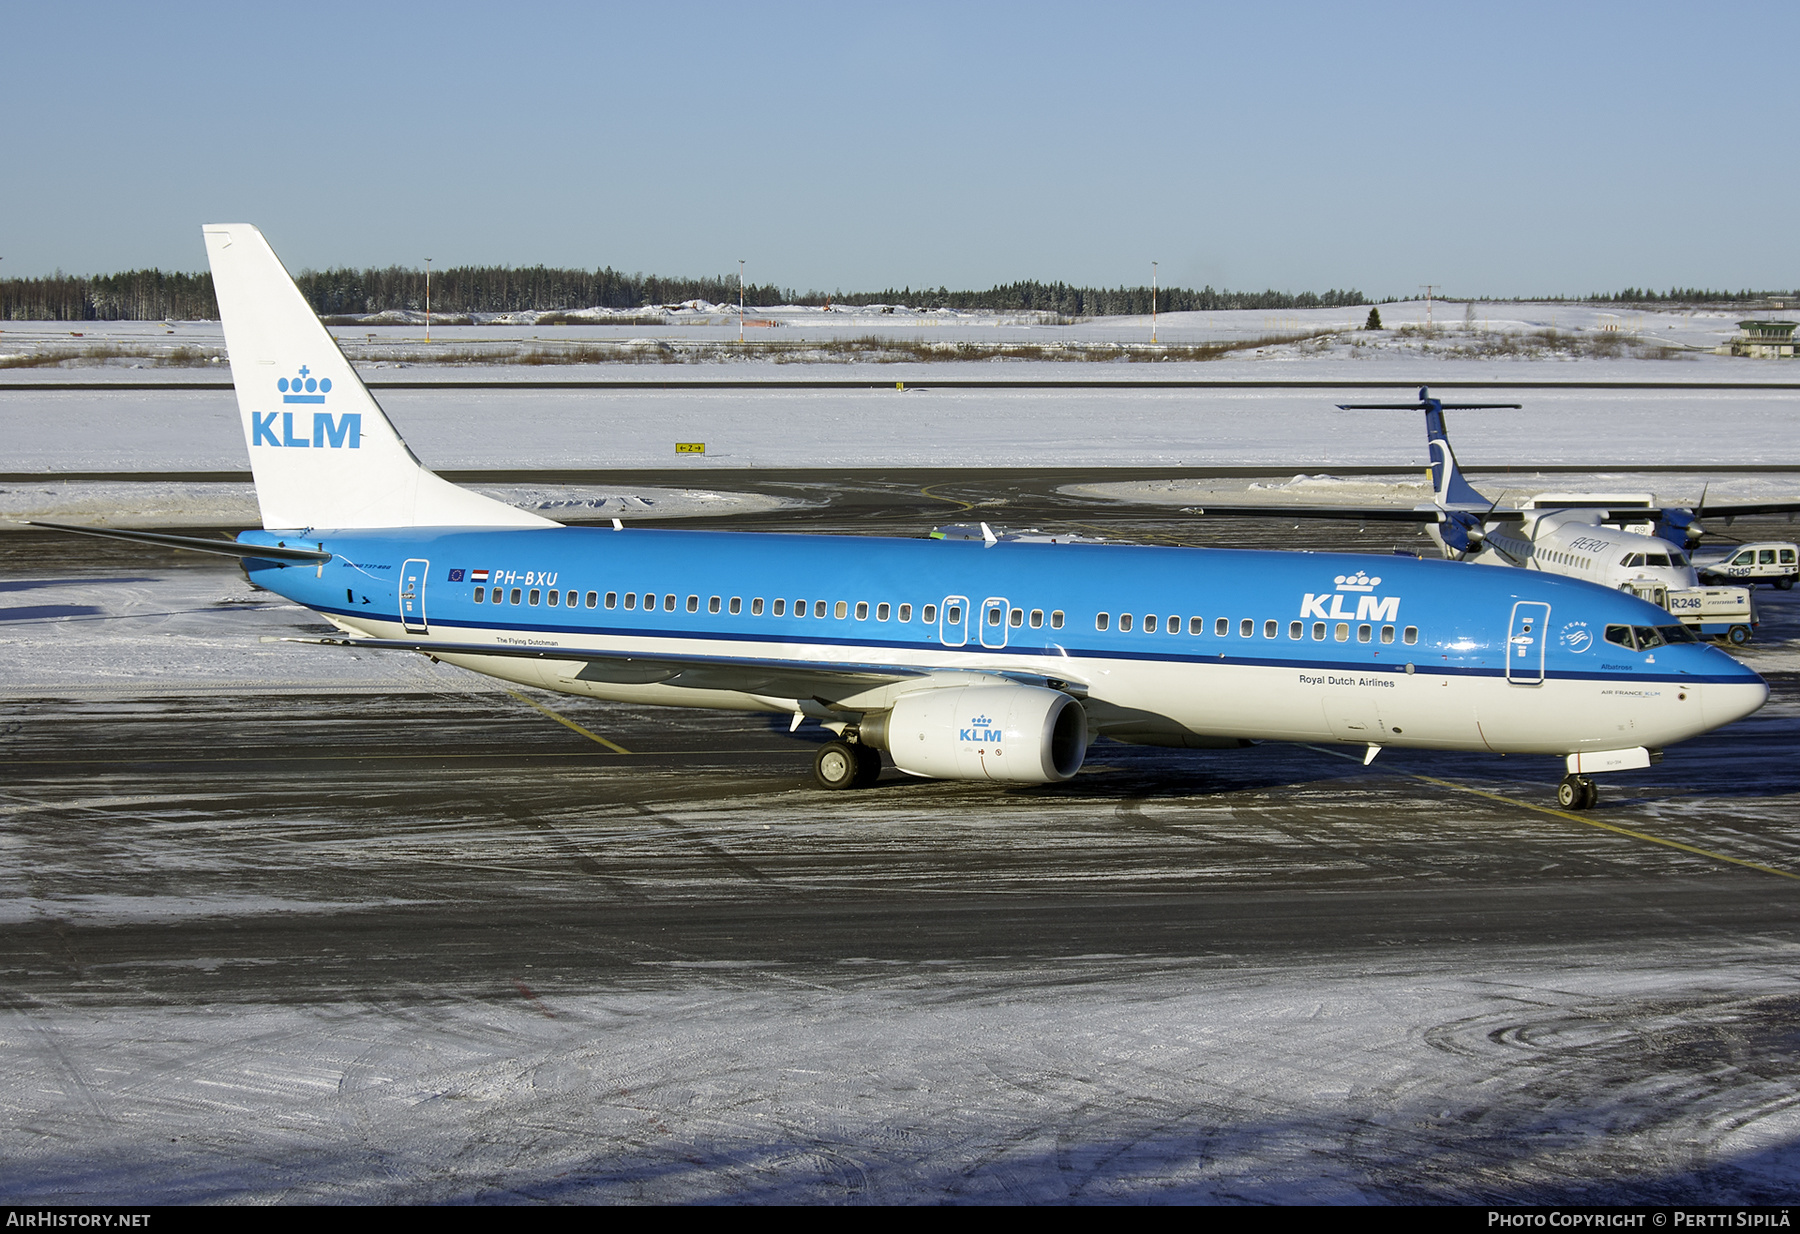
left=36, top=227, right=1770, bottom=811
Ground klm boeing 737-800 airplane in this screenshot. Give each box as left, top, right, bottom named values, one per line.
left=37, top=226, right=1770, bottom=811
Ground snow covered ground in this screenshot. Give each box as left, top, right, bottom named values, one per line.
left=7, top=945, right=1800, bottom=1203
left=5, top=383, right=1800, bottom=474
left=0, top=298, right=1771, bottom=364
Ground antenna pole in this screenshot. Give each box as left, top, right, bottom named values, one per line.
left=1151, top=261, right=1158, bottom=345
left=739, top=259, right=745, bottom=344
left=1420, top=284, right=1438, bottom=331
left=425, top=257, right=433, bottom=343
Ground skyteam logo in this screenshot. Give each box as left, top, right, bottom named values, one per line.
left=1300, top=571, right=1400, bottom=622
left=278, top=365, right=332, bottom=403
left=960, top=714, right=1003, bottom=744
left=253, top=365, right=361, bottom=450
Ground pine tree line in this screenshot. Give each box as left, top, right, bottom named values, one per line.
left=6, top=263, right=1787, bottom=322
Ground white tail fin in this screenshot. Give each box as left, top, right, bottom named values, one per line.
left=203, top=224, right=555, bottom=531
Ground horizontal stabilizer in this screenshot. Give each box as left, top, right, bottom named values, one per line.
left=29, top=521, right=331, bottom=563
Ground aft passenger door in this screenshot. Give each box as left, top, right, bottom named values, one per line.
left=1506, top=601, right=1549, bottom=684
left=401, top=558, right=430, bottom=634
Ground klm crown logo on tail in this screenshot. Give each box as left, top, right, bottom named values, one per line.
left=252, top=364, right=361, bottom=450
left=278, top=365, right=332, bottom=403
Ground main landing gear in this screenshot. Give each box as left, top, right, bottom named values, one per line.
left=814, top=740, right=883, bottom=790
left=1557, top=774, right=1599, bottom=811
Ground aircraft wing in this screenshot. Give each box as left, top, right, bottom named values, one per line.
left=1182, top=504, right=1526, bottom=523
left=282, top=635, right=1073, bottom=706
left=1692, top=502, right=1800, bottom=519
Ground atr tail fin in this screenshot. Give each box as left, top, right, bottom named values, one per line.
left=202, top=224, right=555, bottom=531
left=1337, top=385, right=1521, bottom=508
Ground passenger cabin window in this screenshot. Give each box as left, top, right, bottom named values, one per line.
left=1050, top=611, right=1063, bottom=629
left=815, top=601, right=828, bottom=618
left=897, top=603, right=911, bottom=622
left=1029, top=609, right=1043, bottom=628
left=1119, top=613, right=1134, bottom=632
left=922, top=604, right=936, bottom=623
left=1096, top=613, right=1110, bottom=631
left=474, top=587, right=485, bottom=603
left=1313, top=622, right=1326, bottom=640
left=709, top=596, right=721, bottom=614
left=1335, top=623, right=1349, bottom=642
left=1289, top=621, right=1302, bottom=640
left=1264, top=620, right=1277, bottom=639
left=729, top=597, right=741, bottom=614
left=1215, top=618, right=1228, bottom=637
left=1144, top=614, right=1158, bottom=633
left=687, top=595, right=699, bottom=613
left=751, top=598, right=764, bottom=615
left=510, top=588, right=522, bottom=605
left=547, top=591, right=559, bottom=606
left=586, top=592, right=598, bottom=608
left=604, top=592, right=617, bottom=609
left=1190, top=617, right=1203, bottom=635
left=773, top=599, right=786, bottom=616
left=529, top=589, right=541, bottom=606
left=836, top=601, right=848, bottom=619
left=1239, top=619, right=1253, bottom=638
left=567, top=591, right=577, bottom=607
left=1358, top=624, right=1371, bottom=643
left=856, top=601, right=869, bottom=620
left=664, top=595, right=676, bottom=612
left=1403, top=626, right=1418, bottom=644
left=1381, top=625, right=1395, bottom=644
left=1012, top=608, right=1024, bottom=628
left=624, top=592, right=636, bottom=610
left=987, top=605, right=1002, bottom=626
left=877, top=602, right=890, bottom=621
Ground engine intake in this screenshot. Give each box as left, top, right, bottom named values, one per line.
left=862, top=684, right=1088, bottom=784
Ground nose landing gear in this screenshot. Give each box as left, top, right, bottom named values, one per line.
left=1557, top=774, right=1598, bottom=811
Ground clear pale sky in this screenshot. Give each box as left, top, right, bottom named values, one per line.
left=4, top=1, right=1793, bottom=297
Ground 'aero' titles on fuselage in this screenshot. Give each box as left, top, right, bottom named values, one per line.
left=1299, top=571, right=1401, bottom=622
left=253, top=366, right=362, bottom=449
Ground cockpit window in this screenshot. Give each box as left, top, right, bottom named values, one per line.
left=1655, top=624, right=1697, bottom=644
left=1605, top=624, right=1637, bottom=650
left=1645, top=554, right=1671, bottom=568
left=1669, top=552, right=1688, bottom=567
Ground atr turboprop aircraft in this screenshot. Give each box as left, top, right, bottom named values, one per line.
left=35, top=228, right=1771, bottom=812
left=1185, top=388, right=1800, bottom=597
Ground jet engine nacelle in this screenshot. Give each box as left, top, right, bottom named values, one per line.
left=863, top=684, right=1088, bottom=784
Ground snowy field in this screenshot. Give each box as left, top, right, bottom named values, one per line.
left=0, top=298, right=1770, bottom=364
left=5, top=383, right=1800, bottom=475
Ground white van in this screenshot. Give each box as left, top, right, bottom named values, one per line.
left=1692, top=542, right=1799, bottom=590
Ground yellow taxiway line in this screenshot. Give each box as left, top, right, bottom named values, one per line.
left=1305, top=744, right=1800, bottom=882
left=507, top=690, right=632, bottom=754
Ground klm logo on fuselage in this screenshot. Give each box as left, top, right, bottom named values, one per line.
left=960, top=714, right=1002, bottom=744
left=252, top=365, right=361, bottom=449
left=1299, top=571, right=1401, bottom=622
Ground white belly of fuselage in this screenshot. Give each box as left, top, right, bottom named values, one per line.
left=339, top=614, right=1741, bottom=758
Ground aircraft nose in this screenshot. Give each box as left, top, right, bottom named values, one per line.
left=1700, top=675, right=1769, bottom=731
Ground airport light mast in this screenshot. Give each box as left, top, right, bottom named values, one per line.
left=425, top=257, right=432, bottom=343
left=1151, top=261, right=1158, bottom=345
left=739, top=259, right=745, bottom=343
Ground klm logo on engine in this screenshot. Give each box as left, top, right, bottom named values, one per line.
left=253, top=365, right=361, bottom=449
left=960, top=714, right=1003, bottom=743
left=1300, top=570, right=1400, bottom=622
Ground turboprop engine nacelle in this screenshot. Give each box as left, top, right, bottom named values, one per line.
left=862, top=684, right=1088, bottom=784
